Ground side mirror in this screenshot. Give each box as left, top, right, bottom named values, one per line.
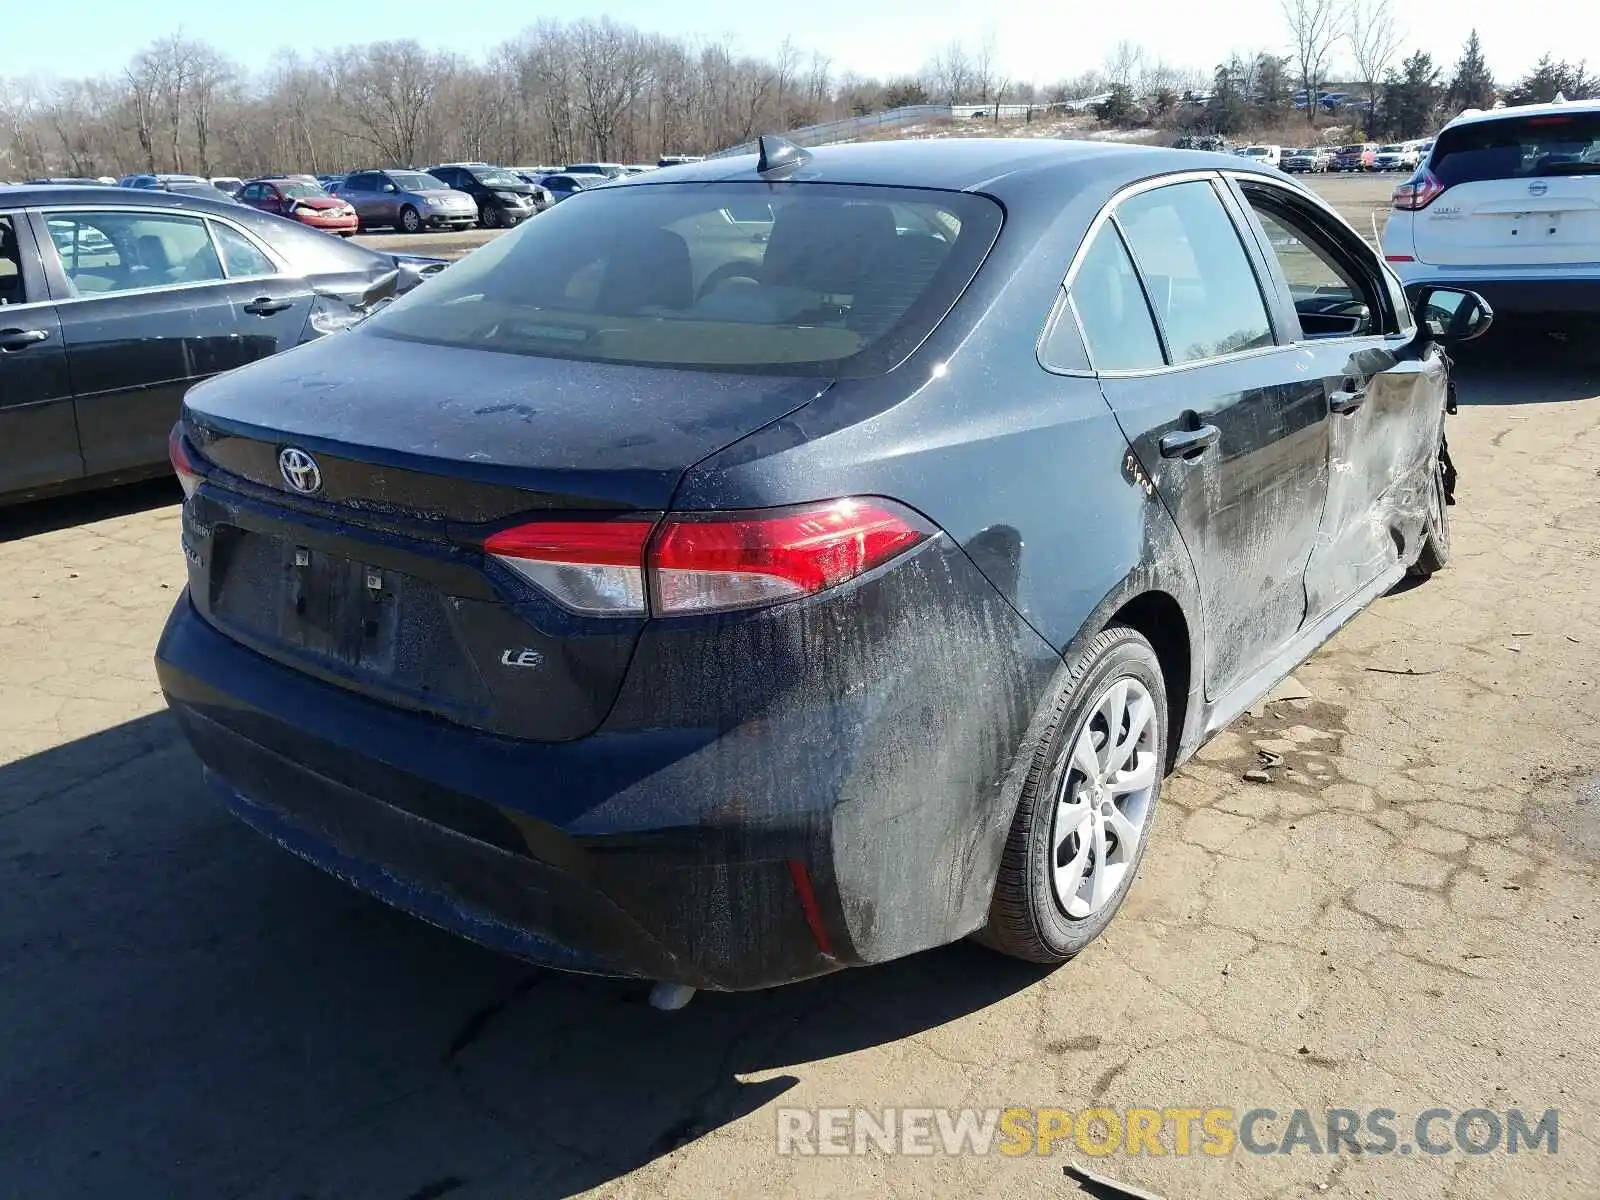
left=1414, top=285, right=1493, bottom=345
left=383, top=183, right=398, bottom=194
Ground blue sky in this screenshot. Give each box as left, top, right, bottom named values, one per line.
left=18, top=0, right=1560, bottom=87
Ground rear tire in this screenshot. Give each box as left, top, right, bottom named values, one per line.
left=1409, top=436, right=1452, bottom=578
left=981, top=625, right=1168, bottom=964
left=398, top=206, right=422, bottom=234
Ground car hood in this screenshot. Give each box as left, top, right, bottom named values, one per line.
left=293, top=196, right=348, bottom=210
left=182, top=330, right=833, bottom=509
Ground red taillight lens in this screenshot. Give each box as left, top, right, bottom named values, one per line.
left=651, top=500, right=928, bottom=614
left=484, top=519, right=654, bottom=615
left=1392, top=169, right=1445, bottom=211
left=481, top=499, right=930, bottom=617
left=168, top=423, right=203, bottom=498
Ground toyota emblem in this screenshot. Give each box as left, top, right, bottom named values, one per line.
left=278, top=447, right=323, bottom=495
left=1528, top=180, right=1549, bottom=197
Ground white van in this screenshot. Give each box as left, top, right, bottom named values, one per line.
left=1240, top=144, right=1283, bottom=169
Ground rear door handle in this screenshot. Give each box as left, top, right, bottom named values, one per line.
left=1330, top=379, right=1367, bottom=414
left=243, top=297, right=294, bottom=316
left=1159, top=424, right=1221, bottom=459
left=0, top=328, right=50, bottom=352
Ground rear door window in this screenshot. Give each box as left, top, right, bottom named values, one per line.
left=1061, top=224, right=1165, bottom=371
left=361, top=182, right=1003, bottom=377
left=1115, top=180, right=1275, bottom=364
left=0, top=215, right=26, bottom=305
left=45, top=211, right=224, bottom=296
left=1431, top=112, right=1600, bottom=185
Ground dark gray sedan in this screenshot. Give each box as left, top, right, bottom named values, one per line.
left=155, top=138, right=1488, bottom=1002
left=0, top=184, right=445, bottom=503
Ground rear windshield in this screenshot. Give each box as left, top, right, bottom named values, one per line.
left=1431, top=112, right=1600, bottom=185
left=361, top=181, right=1002, bottom=376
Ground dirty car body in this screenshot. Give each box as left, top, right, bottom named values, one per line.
left=155, top=140, right=1474, bottom=991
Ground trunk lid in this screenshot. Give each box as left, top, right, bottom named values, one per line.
left=180, top=331, right=831, bottom=742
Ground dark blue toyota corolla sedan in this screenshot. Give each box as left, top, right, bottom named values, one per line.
left=155, top=137, right=1489, bottom=1002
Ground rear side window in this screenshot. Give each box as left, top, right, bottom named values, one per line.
left=1064, top=224, right=1165, bottom=371
left=0, top=216, right=24, bottom=304
left=362, top=182, right=1003, bottom=377
left=45, top=211, right=223, bottom=296
left=1115, top=180, right=1274, bottom=364
left=1431, top=112, right=1600, bottom=186
left=211, top=222, right=276, bottom=278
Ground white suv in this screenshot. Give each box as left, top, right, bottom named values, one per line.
left=1382, top=99, right=1600, bottom=319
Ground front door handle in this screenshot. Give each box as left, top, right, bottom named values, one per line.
left=0, top=328, right=50, bottom=352
left=1330, top=378, right=1367, bottom=414
left=243, top=297, right=294, bottom=316
left=1159, top=424, right=1221, bottom=459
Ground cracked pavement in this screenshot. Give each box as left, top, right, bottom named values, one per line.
left=2, top=333, right=1598, bottom=1200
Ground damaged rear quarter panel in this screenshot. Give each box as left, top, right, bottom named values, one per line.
left=658, top=192, right=1207, bottom=964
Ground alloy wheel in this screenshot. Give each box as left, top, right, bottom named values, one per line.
left=1050, top=676, right=1160, bottom=919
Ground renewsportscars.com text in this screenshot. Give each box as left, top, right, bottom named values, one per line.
left=776, top=1106, right=1559, bottom=1157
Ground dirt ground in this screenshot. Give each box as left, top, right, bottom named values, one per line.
left=4, top=174, right=1598, bottom=1199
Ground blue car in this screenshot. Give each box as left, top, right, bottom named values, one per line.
left=156, top=137, right=1488, bottom=1000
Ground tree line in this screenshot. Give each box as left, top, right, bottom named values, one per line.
left=1090, top=0, right=1592, bottom=144
left=0, top=15, right=1589, bottom=180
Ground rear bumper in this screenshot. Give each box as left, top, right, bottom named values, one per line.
left=155, top=535, right=1057, bottom=988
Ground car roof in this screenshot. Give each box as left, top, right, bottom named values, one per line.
left=0, top=183, right=255, bottom=213
left=1445, top=98, right=1600, bottom=129
left=619, top=137, right=1285, bottom=201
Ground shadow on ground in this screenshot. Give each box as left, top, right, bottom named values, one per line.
left=0, top=712, right=1048, bottom=1199
left=0, top=477, right=181, bottom=543
left=1451, top=322, right=1600, bottom=406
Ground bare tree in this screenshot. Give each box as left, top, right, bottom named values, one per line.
left=1283, top=0, right=1342, bottom=124
left=331, top=40, right=444, bottom=166
left=1346, top=0, right=1401, bottom=124
left=926, top=40, right=974, bottom=103
left=571, top=18, right=651, bottom=160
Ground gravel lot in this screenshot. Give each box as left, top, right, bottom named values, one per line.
left=5, top=172, right=1599, bottom=1199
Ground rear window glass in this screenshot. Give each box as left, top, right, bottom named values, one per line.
left=1431, top=112, right=1600, bottom=185
left=361, top=181, right=1002, bottom=376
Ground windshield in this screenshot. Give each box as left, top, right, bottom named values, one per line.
left=362, top=181, right=1002, bottom=377
left=1379, top=145, right=1403, bottom=154
left=1340, top=145, right=1364, bottom=155
left=1244, top=148, right=1270, bottom=156
left=392, top=172, right=447, bottom=192
left=473, top=170, right=524, bottom=188
left=280, top=182, right=327, bottom=198
left=1431, top=112, right=1600, bottom=184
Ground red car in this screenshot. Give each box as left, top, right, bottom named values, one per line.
left=238, top=177, right=359, bottom=236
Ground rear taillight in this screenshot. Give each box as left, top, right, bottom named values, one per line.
left=484, top=519, right=654, bottom=615
left=483, top=499, right=931, bottom=617
left=168, top=423, right=204, bottom=498
left=1392, top=168, right=1445, bottom=211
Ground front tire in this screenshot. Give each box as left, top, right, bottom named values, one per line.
left=398, top=206, right=422, bottom=234
left=1409, top=435, right=1452, bottom=578
left=982, top=625, right=1168, bottom=964
left=479, top=204, right=501, bottom=229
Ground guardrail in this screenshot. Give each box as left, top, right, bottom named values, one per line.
left=708, top=102, right=1066, bottom=158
